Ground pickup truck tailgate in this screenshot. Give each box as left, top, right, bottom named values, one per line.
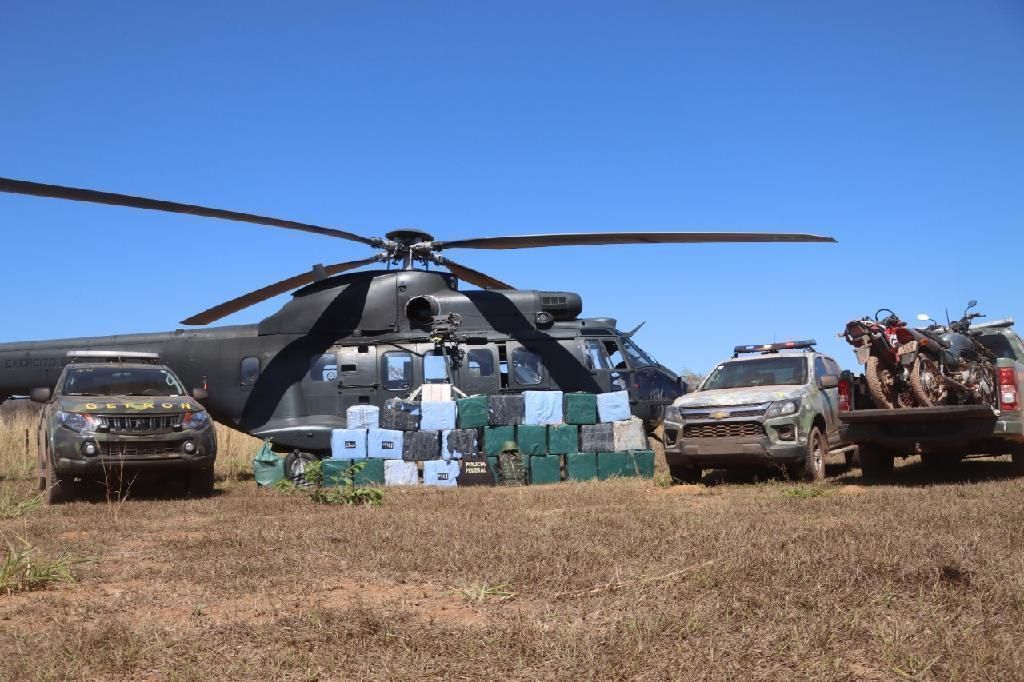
left=840, top=405, right=999, bottom=448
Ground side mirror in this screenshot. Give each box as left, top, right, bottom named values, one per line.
left=819, top=375, right=839, bottom=389
left=916, top=313, right=930, bottom=321
left=191, top=388, right=209, bottom=402
left=967, top=300, right=977, bottom=309
left=30, top=387, right=51, bottom=403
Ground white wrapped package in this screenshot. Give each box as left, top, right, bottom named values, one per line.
left=420, top=400, right=457, bottom=430
left=330, top=428, right=367, bottom=460
left=346, top=405, right=380, bottom=429
left=423, top=459, right=460, bottom=487
left=613, top=417, right=648, bottom=451
left=368, top=428, right=404, bottom=459
left=523, top=390, right=564, bottom=425
left=597, top=390, right=631, bottom=423
left=384, top=460, right=419, bottom=486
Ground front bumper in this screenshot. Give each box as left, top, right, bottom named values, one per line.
left=664, top=417, right=805, bottom=468
left=51, top=427, right=217, bottom=476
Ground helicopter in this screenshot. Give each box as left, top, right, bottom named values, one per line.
left=0, top=177, right=835, bottom=454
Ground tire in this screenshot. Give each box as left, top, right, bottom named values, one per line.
left=43, top=452, right=73, bottom=505
left=1010, top=447, right=1024, bottom=476
left=844, top=450, right=859, bottom=470
left=668, top=463, right=700, bottom=484
left=802, top=427, right=827, bottom=482
left=865, top=356, right=898, bottom=409
left=909, top=356, right=947, bottom=407
left=187, top=467, right=215, bottom=497
left=858, top=444, right=895, bottom=482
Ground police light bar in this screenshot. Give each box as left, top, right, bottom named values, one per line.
left=733, top=340, right=817, bottom=355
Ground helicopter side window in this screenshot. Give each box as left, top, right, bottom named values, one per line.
left=382, top=352, right=414, bottom=391
left=424, top=354, right=448, bottom=383
left=467, top=349, right=495, bottom=377
left=511, top=347, right=543, bottom=385
left=309, top=354, right=338, bottom=382
left=604, top=341, right=627, bottom=370
left=583, top=340, right=612, bottom=370
left=240, top=356, right=260, bottom=386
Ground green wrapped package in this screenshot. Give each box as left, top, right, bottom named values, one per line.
left=548, top=424, right=578, bottom=455
left=322, top=458, right=354, bottom=487
left=530, top=455, right=562, bottom=485
left=353, top=458, right=385, bottom=486
left=484, top=426, right=516, bottom=455
left=564, top=392, right=597, bottom=425
left=457, top=394, right=490, bottom=429
left=597, top=451, right=629, bottom=480
left=253, top=442, right=285, bottom=488
left=517, top=424, right=547, bottom=456
left=566, top=452, right=598, bottom=481
left=627, top=450, right=656, bottom=479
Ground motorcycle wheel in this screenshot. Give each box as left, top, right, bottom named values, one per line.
left=909, top=356, right=947, bottom=407
left=865, top=355, right=908, bottom=409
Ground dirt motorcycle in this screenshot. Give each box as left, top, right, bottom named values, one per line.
left=840, top=308, right=918, bottom=409
left=902, top=301, right=997, bottom=408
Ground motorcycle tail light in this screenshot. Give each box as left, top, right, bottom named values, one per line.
left=838, top=378, right=851, bottom=412
left=998, top=367, right=1018, bottom=411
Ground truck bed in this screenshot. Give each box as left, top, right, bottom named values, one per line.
left=840, top=405, right=1003, bottom=454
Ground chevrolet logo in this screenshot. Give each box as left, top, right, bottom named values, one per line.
left=710, top=410, right=730, bottom=420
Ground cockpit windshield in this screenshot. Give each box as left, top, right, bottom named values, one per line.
left=701, top=357, right=807, bottom=390
left=620, top=336, right=656, bottom=367
left=60, top=367, right=187, bottom=397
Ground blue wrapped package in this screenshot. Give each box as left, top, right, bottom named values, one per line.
left=367, top=428, right=404, bottom=459
left=442, top=429, right=478, bottom=461
left=330, top=428, right=367, bottom=460
left=597, top=390, right=631, bottom=423
left=420, top=400, right=457, bottom=431
left=346, top=405, right=380, bottom=429
left=523, top=390, right=564, bottom=425
left=423, top=459, right=460, bottom=487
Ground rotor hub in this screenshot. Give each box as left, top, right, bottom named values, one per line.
left=385, top=229, right=434, bottom=249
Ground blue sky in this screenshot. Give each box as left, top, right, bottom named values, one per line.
left=1, top=1, right=1022, bottom=374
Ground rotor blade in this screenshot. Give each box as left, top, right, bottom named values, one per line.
left=0, top=177, right=383, bottom=247
left=429, top=255, right=514, bottom=290
left=180, top=255, right=384, bottom=325
left=430, top=231, right=836, bottom=250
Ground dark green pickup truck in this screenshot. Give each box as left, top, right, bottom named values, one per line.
left=839, top=319, right=1024, bottom=480
left=31, top=351, right=217, bottom=503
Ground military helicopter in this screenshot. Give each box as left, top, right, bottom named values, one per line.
left=0, top=177, right=835, bottom=454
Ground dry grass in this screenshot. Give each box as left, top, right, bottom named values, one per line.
left=2, top=401, right=1024, bottom=679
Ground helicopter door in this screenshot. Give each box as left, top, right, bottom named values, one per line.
left=581, top=338, right=630, bottom=393
left=337, top=345, right=379, bottom=419
left=305, top=351, right=342, bottom=416
left=456, top=345, right=500, bottom=395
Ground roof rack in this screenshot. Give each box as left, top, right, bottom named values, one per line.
left=733, top=340, right=816, bottom=357
left=66, top=350, right=161, bottom=364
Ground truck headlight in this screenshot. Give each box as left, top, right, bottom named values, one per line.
left=182, top=410, right=210, bottom=430
left=765, top=399, right=801, bottom=418
left=57, top=411, right=101, bottom=433
left=664, top=405, right=683, bottom=422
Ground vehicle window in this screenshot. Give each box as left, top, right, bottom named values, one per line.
left=583, top=340, right=612, bottom=370
left=977, top=333, right=1016, bottom=360
left=814, top=357, right=828, bottom=380
left=424, top=355, right=448, bottom=383
left=511, top=347, right=543, bottom=385
left=309, top=354, right=338, bottom=382
left=467, top=349, right=495, bottom=377
left=621, top=337, right=656, bottom=367
left=604, top=341, right=627, bottom=370
left=241, top=356, right=260, bottom=386
left=701, top=357, right=807, bottom=390
left=60, top=367, right=187, bottom=397
left=382, top=352, right=414, bottom=391
left=826, top=358, right=842, bottom=376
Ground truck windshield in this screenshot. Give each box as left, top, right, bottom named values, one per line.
left=701, top=357, right=807, bottom=390
left=977, top=333, right=1018, bottom=360
left=60, top=367, right=187, bottom=397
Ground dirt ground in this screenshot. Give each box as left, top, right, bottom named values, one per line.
left=2, top=448, right=1024, bottom=680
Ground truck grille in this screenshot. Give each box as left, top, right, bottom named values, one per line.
left=683, top=422, right=765, bottom=438
left=100, top=415, right=182, bottom=433
left=101, top=442, right=182, bottom=458
left=678, top=403, right=770, bottom=419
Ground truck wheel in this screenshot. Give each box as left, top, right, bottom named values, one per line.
left=858, top=444, right=894, bottom=482
left=910, top=356, right=947, bottom=407
left=187, top=467, right=215, bottom=497
left=802, top=427, right=827, bottom=482
left=844, top=449, right=859, bottom=470
left=1010, top=447, right=1024, bottom=476
left=43, top=454, right=73, bottom=505
left=668, top=463, right=700, bottom=484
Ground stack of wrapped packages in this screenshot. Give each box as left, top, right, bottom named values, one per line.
left=323, top=389, right=655, bottom=489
